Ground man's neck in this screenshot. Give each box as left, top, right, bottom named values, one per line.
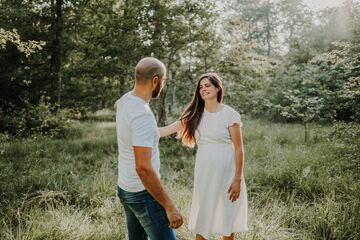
left=132, top=85, right=152, bottom=103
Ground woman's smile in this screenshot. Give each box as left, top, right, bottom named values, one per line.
left=199, top=78, right=218, bottom=100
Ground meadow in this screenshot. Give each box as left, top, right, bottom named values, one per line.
left=0, top=118, right=359, bottom=240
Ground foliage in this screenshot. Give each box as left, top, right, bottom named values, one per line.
left=264, top=40, right=360, bottom=126
left=328, top=121, right=360, bottom=176
left=247, top=1, right=360, bottom=129
left=1, top=120, right=359, bottom=239
left=0, top=96, right=74, bottom=137
left=1, top=0, right=360, bottom=136
left=0, top=28, right=45, bottom=57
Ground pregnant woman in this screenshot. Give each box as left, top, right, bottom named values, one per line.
left=160, top=73, right=248, bottom=240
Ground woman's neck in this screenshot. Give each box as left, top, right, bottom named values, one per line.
left=204, top=99, right=222, bottom=113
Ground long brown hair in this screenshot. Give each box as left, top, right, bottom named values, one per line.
left=179, top=73, right=224, bottom=147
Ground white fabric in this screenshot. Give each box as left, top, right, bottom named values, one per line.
left=116, top=91, right=160, bottom=192
left=189, top=104, right=248, bottom=239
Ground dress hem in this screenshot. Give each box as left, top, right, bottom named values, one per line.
left=190, top=226, right=248, bottom=239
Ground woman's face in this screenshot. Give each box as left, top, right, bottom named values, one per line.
left=199, top=78, right=219, bottom=101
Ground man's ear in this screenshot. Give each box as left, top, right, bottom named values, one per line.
left=151, top=75, right=159, bottom=87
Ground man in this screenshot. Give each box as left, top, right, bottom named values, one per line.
left=115, top=57, right=183, bottom=240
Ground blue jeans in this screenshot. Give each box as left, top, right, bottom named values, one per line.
left=118, top=186, right=176, bottom=240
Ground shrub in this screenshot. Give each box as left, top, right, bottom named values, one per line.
left=328, top=122, right=360, bottom=176
left=0, top=96, right=76, bottom=138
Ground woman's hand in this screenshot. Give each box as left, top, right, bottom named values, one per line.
left=227, top=178, right=241, bottom=202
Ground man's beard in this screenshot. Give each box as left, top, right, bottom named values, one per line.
left=152, top=81, right=162, bottom=99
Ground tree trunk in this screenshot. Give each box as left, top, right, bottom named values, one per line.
left=119, top=75, right=126, bottom=97
left=119, top=0, right=130, bottom=97
left=50, top=0, right=63, bottom=105
left=304, top=122, right=310, bottom=143
left=265, top=0, right=271, bottom=56
left=204, top=54, right=208, bottom=72
left=157, top=58, right=174, bottom=126
left=157, top=87, right=167, bottom=126
left=168, top=69, right=176, bottom=114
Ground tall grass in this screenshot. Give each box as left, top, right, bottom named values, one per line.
left=0, top=119, right=358, bottom=239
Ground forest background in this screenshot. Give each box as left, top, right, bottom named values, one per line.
left=0, top=0, right=359, bottom=239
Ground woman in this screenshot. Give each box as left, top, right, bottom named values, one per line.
left=159, top=73, right=248, bottom=240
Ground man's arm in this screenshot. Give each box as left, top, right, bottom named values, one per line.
left=134, top=146, right=183, bottom=229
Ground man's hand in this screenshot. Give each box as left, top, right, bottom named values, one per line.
left=134, top=146, right=183, bottom=229
left=166, top=206, right=183, bottom=229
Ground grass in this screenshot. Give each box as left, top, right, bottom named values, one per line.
left=0, top=118, right=359, bottom=239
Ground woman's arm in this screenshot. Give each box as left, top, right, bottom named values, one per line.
left=159, top=120, right=182, bottom=138
left=228, top=123, right=244, bottom=202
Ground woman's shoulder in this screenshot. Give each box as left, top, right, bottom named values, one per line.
left=223, top=104, right=240, bottom=115
left=223, top=104, right=243, bottom=126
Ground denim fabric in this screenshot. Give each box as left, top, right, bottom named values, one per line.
left=118, top=186, right=176, bottom=240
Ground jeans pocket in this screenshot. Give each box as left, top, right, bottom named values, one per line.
left=147, top=199, right=169, bottom=226
left=128, top=201, right=152, bottom=227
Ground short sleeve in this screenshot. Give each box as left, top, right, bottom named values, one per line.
left=131, top=114, right=156, bottom=147
left=228, top=109, right=243, bottom=127
left=115, top=99, right=120, bottom=112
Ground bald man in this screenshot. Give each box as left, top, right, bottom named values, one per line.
left=115, top=57, right=183, bottom=240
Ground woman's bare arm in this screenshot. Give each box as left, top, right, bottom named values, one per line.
left=228, top=123, right=244, bottom=202
left=159, top=120, right=182, bottom=138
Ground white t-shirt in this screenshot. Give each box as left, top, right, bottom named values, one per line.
left=116, top=91, right=160, bottom=192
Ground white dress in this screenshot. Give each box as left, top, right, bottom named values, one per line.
left=188, top=104, right=248, bottom=239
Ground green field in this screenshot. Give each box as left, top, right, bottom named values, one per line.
left=0, top=119, right=359, bottom=240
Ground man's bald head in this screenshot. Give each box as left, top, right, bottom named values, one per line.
left=135, top=57, right=166, bottom=83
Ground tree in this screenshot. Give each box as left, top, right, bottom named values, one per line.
left=143, top=0, right=219, bottom=125
left=0, top=0, right=77, bottom=107
left=61, top=0, right=144, bottom=109
left=215, top=4, right=278, bottom=113
left=227, top=0, right=281, bottom=56
left=50, top=0, right=63, bottom=105
left=0, top=28, right=45, bottom=57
